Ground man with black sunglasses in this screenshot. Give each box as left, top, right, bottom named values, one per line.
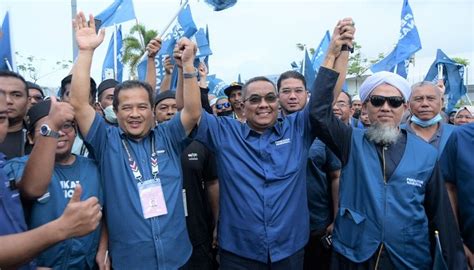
left=311, top=65, right=466, bottom=268
left=190, top=19, right=353, bottom=268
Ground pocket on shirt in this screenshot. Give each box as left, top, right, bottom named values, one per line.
left=334, top=207, right=366, bottom=249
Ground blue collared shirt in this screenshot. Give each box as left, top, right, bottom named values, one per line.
left=85, top=113, right=192, bottom=269
left=0, top=153, right=35, bottom=270
left=193, top=109, right=314, bottom=263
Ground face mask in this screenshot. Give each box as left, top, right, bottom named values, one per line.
left=103, top=105, right=118, bottom=124
left=410, top=113, right=443, bottom=128
left=217, top=110, right=233, bottom=117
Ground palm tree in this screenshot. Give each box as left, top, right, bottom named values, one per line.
left=122, top=23, right=158, bottom=79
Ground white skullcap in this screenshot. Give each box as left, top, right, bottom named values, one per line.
left=210, top=97, right=218, bottom=107
left=352, top=94, right=361, bottom=101
left=455, top=106, right=474, bottom=118
left=359, top=71, right=411, bottom=102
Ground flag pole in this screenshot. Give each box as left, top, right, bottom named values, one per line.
left=302, top=45, right=306, bottom=76
left=4, top=58, right=12, bottom=71
left=71, top=0, right=78, bottom=60
left=113, top=24, right=118, bottom=80
left=138, top=0, right=189, bottom=63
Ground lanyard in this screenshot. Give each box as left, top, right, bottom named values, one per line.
left=121, top=135, right=159, bottom=182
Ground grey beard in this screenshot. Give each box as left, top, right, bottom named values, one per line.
left=365, top=122, right=400, bottom=145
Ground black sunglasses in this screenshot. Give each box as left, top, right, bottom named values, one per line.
left=216, top=102, right=231, bottom=110
left=244, top=93, right=278, bottom=105
left=368, top=95, right=405, bottom=108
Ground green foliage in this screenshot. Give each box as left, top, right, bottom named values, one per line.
left=452, top=57, right=470, bottom=67
left=122, top=23, right=158, bottom=79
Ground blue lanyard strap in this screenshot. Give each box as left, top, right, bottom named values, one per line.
left=121, top=135, right=159, bottom=182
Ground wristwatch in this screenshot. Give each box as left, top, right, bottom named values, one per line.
left=40, top=124, right=60, bottom=138
left=183, top=68, right=198, bottom=79
left=341, top=44, right=354, bottom=53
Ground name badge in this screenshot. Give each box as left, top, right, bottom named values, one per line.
left=137, top=179, right=168, bottom=219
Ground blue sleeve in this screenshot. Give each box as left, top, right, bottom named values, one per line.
left=84, top=113, right=113, bottom=162
left=294, top=104, right=315, bottom=147
left=192, top=109, right=226, bottom=153
left=155, top=112, right=191, bottom=157
left=439, top=131, right=457, bottom=184
left=4, top=157, right=28, bottom=182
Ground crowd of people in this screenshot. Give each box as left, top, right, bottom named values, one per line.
left=0, top=12, right=473, bottom=270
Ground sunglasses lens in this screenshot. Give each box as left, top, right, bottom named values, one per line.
left=224, top=102, right=231, bottom=108
left=387, top=97, right=404, bottom=108
left=369, top=96, right=386, bottom=107
left=264, top=94, right=277, bottom=103
left=248, top=95, right=262, bottom=104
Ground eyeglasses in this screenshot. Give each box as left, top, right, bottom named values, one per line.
left=244, top=93, right=278, bottom=105
left=368, top=95, right=405, bottom=108
left=334, top=101, right=349, bottom=108
left=60, top=122, right=75, bottom=133
left=216, top=102, right=231, bottom=110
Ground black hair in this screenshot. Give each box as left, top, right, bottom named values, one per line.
left=277, top=70, right=307, bottom=91
left=339, top=91, right=352, bottom=106
left=113, top=80, right=154, bottom=111
left=242, top=76, right=276, bottom=99
left=0, top=70, right=28, bottom=95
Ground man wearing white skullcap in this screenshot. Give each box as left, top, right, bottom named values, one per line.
left=310, top=67, right=466, bottom=268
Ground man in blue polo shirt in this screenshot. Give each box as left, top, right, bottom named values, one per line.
left=0, top=88, right=101, bottom=269
left=69, top=12, right=202, bottom=269
left=189, top=19, right=353, bottom=269
left=440, top=123, right=474, bottom=268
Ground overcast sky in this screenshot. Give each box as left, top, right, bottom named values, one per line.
left=1, top=0, right=473, bottom=89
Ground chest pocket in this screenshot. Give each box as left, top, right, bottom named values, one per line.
left=270, top=139, right=299, bottom=178
left=154, top=149, right=173, bottom=185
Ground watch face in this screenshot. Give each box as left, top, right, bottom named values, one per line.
left=40, top=125, right=49, bottom=136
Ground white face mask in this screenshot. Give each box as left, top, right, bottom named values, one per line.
left=103, top=105, right=118, bottom=123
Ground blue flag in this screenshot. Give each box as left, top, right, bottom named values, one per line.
left=0, top=12, right=14, bottom=71
left=195, top=28, right=212, bottom=58
left=203, top=0, right=237, bottom=11
left=96, top=0, right=136, bottom=28
left=425, top=49, right=467, bottom=113
left=137, top=56, right=166, bottom=89
left=137, top=57, right=147, bottom=81
left=207, top=74, right=227, bottom=96
left=371, top=0, right=421, bottom=78
left=304, top=50, right=316, bottom=89
left=159, top=4, right=197, bottom=56
left=290, top=61, right=299, bottom=71
left=102, top=25, right=123, bottom=81
left=311, top=30, right=331, bottom=72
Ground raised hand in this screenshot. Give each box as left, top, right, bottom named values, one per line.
left=175, top=37, right=197, bottom=67
left=328, top=18, right=355, bottom=58
left=46, top=96, right=75, bottom=132
left=147, top=38, right=162, bottom=59
left=58, top=184, right=102, bottom=238
left=163, top=56, right=174, bottom=74
left=73, top=12, right=105, bottom=51
left=198, top=62, right=208, bottom=77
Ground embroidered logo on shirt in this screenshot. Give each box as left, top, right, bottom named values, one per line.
left=187, top=153, right=198, bottom=161
left=275, top=138, right=291, bottom=146
left=406, top=178, right=423, bottom=187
